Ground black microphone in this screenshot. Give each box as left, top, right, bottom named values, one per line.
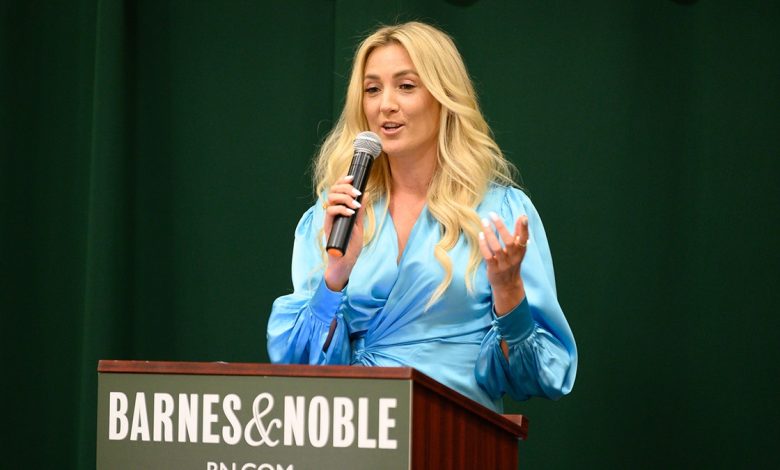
left=326, top=131, right=382, bottom=257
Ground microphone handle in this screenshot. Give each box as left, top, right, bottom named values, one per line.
left=326, top=152, right=374, bottom=257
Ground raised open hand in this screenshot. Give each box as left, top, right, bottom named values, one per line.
left=478, top=212, right=530, bottom=315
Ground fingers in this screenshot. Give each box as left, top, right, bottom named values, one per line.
left=481, top=216, right=504, bottom=256
left=340, top=191, right=368, bottom=259
left=323, top=175, right=362, bottom=218
left=489, top=212, right=515, bottom=247
left=513, top=215, right=530, bottom=248
left=478, top=213, right=531, bottom=262
left=326, top=175, right=362, bottom=209
left=356, top=191, right=367, bottom=216
left=351, top=191, right=368, bottom=234
left=478, top=231, right=495, bottom=261
left=326, top=200, right=357, bottom=218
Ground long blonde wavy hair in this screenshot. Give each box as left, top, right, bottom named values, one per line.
left=314, top=21, right=517, bottom=305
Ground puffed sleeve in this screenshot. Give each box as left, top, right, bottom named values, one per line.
left=266, top=204, right=352, bottom=365
left=475, top=187, right=578, bottom=400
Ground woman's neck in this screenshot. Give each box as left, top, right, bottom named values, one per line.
left=388, top=152, right=436, bottom=198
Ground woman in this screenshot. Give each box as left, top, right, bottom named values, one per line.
left=267, top=22, right=576, bottom=412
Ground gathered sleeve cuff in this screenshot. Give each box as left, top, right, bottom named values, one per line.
left=309, top=277, right=345, bottom=324
left=492, top=298, right=535, bottom=346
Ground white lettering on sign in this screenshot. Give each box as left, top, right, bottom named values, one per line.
left=153, top=393, right=174, bottom=442
left=106, top=392, right=399, bottom=449
left=206, top=463, right=293, bottom=470
left=357, top=397, right=376, bottom=448
left=108, top=392, right=129, bottom=440
left=245, top=393, right=281, bottom=447
left=332, top=396, right=354, bottom=448
left=283, top=396, right=305, bottom=446
left=222, top=394, right=242, bottom=445
left=307, top=396, right=329, bottom=448
left=179, top=393, right=199, bottom=443
left=203, top=394, right=220, bottom=444
left=378, top=398, right=397, bottom=449
left=130, top=392, right=150, bottom=441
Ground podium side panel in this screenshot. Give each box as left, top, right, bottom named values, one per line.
left=411, top=384, right=519, bottom=469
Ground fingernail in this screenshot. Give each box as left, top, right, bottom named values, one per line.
left=345, top=208, right=355, bottom=215
left=344, top=175, right=354, bottom=181
left=352, top=200, right=361, bottom=208
left=522, top=217, right=528, bottom=227
left=481, top=218, right=490, bottom=228
left=489, top=211, right=500, bottom=222
left=352, top=188, right=362, bottom=197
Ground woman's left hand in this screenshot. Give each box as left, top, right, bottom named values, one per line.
left=478, top=212, right=530, bottom=316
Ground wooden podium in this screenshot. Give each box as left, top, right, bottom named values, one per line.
left=97, top=360, right=528, bottom=469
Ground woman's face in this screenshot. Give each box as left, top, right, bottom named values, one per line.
left=362, top=44, right=441, bottom=162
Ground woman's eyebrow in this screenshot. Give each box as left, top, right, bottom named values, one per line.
left=363, top=69, right=419, bottom=80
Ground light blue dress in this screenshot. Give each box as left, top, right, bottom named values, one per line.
left=267, top=185, right=577, bottom=412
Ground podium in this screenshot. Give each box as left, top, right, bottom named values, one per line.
left=97, top=360, right=528, bottom=469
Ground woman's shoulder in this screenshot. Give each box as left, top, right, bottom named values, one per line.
left=480, top=183, right=533, bottom=214
left=294, top=199, right=325, bottom=237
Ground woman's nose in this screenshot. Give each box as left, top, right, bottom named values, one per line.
left=379, top=91, right=398, bottom=113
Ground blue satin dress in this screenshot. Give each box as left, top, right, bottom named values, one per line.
left=267, top=185, right=577, bottom=412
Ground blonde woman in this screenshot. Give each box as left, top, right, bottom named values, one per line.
left=267, top=22, right=576, bottom=411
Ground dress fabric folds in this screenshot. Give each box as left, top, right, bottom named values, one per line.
left=267, top=185, right=577, bottom=412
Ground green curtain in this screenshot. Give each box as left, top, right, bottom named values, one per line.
left=2, top=1, right=778, bottom=468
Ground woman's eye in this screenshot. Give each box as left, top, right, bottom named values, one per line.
left=399, top=83, right=416, bottom=90
left=364, top=86, right=380, bottom=94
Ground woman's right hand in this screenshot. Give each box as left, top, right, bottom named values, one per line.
left=323, top=175, right=366, bottom=291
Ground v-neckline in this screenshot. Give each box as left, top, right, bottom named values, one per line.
left=387, top=204, right=427, bottom=266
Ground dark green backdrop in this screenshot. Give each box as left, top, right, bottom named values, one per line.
left=2, top=1, right=778, bottom=468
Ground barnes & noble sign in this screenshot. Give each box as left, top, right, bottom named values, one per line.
left=97, top=373, right=411, bottom=469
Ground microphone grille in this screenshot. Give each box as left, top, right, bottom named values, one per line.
left=354, top=131, right=382, bottom=158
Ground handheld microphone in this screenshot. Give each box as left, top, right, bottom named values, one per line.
left=326, top=131, right=382, bottom=257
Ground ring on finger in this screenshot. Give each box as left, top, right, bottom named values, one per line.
left=514, top=235, right=527, bottom=248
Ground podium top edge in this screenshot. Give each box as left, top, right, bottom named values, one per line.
left=98, top=360, right=416, bottom=379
